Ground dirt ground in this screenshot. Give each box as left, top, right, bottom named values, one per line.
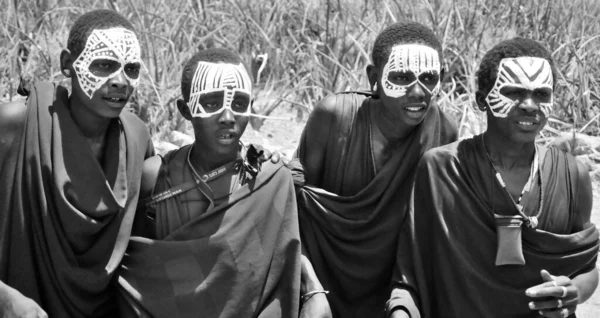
left=242, top=105, right=600, bottom=317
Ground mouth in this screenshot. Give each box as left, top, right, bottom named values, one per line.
left=405, top=106, right=426, bottom=112
left=515, top=119, right=540, bottom=131
left=402, top=103, right=428, bottom=120
left=217, top=132, right=238, bottom=145
left=103, top=96, right=128, bottom=106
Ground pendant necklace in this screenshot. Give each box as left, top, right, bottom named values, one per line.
left=481, top=134, right=544, bottom=228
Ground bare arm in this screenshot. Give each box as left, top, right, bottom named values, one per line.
left=299, top=254, right=332, bottom=318
left=294, top=94, right=338, bottom=187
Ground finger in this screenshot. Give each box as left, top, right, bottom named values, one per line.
left=529, top=297, right=578, bottom=310
left=540, top=269, right=556, bottom=282
left=526, top=277, right=571, bottom=297
left=528, top=285, right=576, bottom=299
left=270, top=152, right=281, bottom=163
left=538, top=306, right=574, bottom=318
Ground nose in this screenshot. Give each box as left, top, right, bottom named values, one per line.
left=218, top=108, right=236, bottom=125
left=518, top=96, right=539, bottom=113
left=407, top=82, right=426, bottom=100
left=109, top=70, right=128, bottom=90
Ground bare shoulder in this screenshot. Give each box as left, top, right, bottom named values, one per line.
left=0, top=100, right=28, bottom=153
left=140, top=155, right=163, bottom=199
left=305, top=94, right=341, bottom=129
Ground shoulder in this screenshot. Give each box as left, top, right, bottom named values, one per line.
left=421, top=139, right=461, bottom=166
left=547, top=148, right=594, bottom=228
left=311, top=92, right=368, bottom=119
left=0, top=100, right=28, bottom=152
left=0, top=99, right=28, bottom=127
left=120, top=110, right=150, bottom=136
left=140, top=155, right=164, bottom=199
left=431, top=102, right=459, bottom=142
left=120, top=110, right=154, bottom=155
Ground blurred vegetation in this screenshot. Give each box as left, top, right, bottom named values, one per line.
left=1, top=0, right=599, bottom=139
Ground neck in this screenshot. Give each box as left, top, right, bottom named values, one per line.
left=190, top=143, right=239, bottom=172
left=68, top=95, right=112, bottom=139
left=482, top=131, right=535, bottom=170
left=370, top=99, right=415, bottom=142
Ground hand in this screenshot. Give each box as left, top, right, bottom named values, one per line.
left=246, top=144, right=286, bottom=165
left=525, top=269, right=579, bottom=318
left=299, top=293, right=332, bottom=318
left=0, top=291, right=47, bottom=318
left=548, top=135, right=575, bottom=154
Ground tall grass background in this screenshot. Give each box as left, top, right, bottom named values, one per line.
left=1, top=0, right=599, bottom=141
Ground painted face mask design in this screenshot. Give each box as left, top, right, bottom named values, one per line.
left=188, top=62, right=253, bottom=118
left=73, top=27, right=141, bottom=99
left=485, top=57, right=553, bottom=118
left=382, top=44, right=441, bottom=98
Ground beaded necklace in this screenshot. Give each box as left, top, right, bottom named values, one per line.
left=481, top=134, right=544, bottom=228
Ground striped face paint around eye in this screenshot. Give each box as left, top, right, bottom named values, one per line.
left=382, top=44, right=441, bottom=98
left=73, top=27, right=141, bottom=99
left=188, top=62, right=253, bottom=118
left=485, top=57, right=554, bottom=118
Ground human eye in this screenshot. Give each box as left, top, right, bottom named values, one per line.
left=421, top=73, right=439, bottom=83
left=124, top=63, right=141, bottom=78
left=389, top=72, right=414, bottom=84
left=204, top=101, right=220, bottom=109
left=90, top=59, right=119, bottom=75
left=232, top=100, right=249, bottom=112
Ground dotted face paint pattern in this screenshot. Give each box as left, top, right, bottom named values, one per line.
left=188, top=62, right=253, bottom=118
left=382, top=44, right=441, bottom=98
left=485, top=57, right=553, bottom=118
left=73, top=28, right=142, bottom=99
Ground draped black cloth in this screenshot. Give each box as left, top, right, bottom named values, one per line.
left=118, top=149, right=302, bottom=318
left=0, top=82, right=153, bottom=317
left=415, top=136, right=599, bottom=318
left=295, top=92, right=458, bottom=317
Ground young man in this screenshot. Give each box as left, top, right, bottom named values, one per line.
left=293, top=22, right=458, bottom=318
left=0, top=9, right=154, bottom=318
left=117, top=48, right=302, bottom=318
left=413, top=38, right=599, bottom=317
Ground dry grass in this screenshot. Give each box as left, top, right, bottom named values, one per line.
left=1, top=0, right=599, bottom=140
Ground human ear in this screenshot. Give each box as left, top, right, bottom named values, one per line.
left=366, top=64, right=379, bottom=92
left=475, top=91, right=488, bottom=111
left=177, top=99, right=193, bottom=121
left=60, top=49, right=74, bottom=77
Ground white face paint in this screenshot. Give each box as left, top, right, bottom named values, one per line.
left=485, top=57, right=553, bottom=118
left=72, top=27, right=142, bottom=99
left=188, top=61, right=253, bottom=118
left=381, top=44, right=441, bottom=98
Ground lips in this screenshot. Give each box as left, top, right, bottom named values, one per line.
left=514, top=117, right=541, bottom=131
left=216, top=130, right=238, bottom=145
left=404, top=102, right=428, bottom=112
left=103, top=94, right=128, bottom=106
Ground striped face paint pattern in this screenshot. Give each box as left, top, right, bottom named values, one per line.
left=382, top=44, right=441, bottom=98
left=73, top=28, right=141, bottom=99
left=188, top=62, right=253, bottom=118
left=485, top=57, right=553, bottom=118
